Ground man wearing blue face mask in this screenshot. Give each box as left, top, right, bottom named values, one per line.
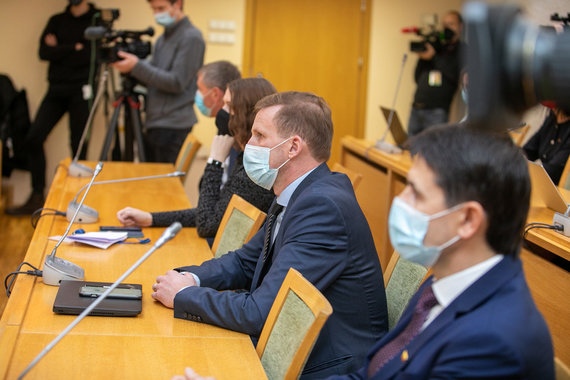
left=329, top=125, right=554, bottom=380
left=151, top=91, right=389, bottom=379
left=111, top=0, right=204, bottom=163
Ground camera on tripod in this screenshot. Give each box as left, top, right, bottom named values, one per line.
left=84, top=8, right=154, bottom=63
left=402, top=15, right=456, bottom=53
left=463, top=2, right=570, bottom=131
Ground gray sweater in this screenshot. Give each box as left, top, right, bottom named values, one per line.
left=130, top=17, right=204, bottom=130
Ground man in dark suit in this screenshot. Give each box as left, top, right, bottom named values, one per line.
left=330, top=125, right=554, bottom=379
left=152, top=91, right=388, bottom=378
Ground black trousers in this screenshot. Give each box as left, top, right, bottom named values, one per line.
left=144, top=127, right=191, bottom=164
left=27, top=84, right=89, bottom=193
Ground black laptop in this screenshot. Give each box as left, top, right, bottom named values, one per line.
left=380, top=106, right=408, bottom=147
left=53, top=280, right=142, bottom=317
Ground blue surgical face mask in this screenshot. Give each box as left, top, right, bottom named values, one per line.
left=243, top=137, right=292, bottom=190
left=461, top=88, right=468, bottom=104
left=388, top=196, right=463, bottom=267
left=194, top=90, right=212, bottom=117
left=154, top=11, right=176, bottom=27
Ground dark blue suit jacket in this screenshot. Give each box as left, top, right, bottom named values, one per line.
left=173, top=163, right=388, bottom=378
left=329, top=256, right=554, bottom=380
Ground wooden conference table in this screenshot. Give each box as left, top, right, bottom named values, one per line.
left=0, top=159, right=267, bottom=380
left=340, top=136, right=570, bottom=365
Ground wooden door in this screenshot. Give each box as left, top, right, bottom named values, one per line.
left=243, top=0, right=371, bottom=164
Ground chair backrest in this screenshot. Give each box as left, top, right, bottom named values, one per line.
left=556, top=357, right=570, bottom=380
left=332, top=162, right=363, bottom=191
left=559, top=156, right=570, bottom=190
left=509, top=123, right=531, bottom=146
left=257, top=268, right=332, bottom=380
left=174, top=133, right=201, bottom=184
left=383, top=251, right=428, bottom=330
left=211, top=194, right=267, bottom=258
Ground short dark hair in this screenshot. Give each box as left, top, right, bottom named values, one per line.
left=198, top=61, right=241, bottom=92
left=446, top=10, right=463, bottom=25
left=254, top=91, right=333, bottom=162
left=147, top=0, right=183, bottom=9
left=409, top=124, right=530, bottom=257
left=227, top=78, right=277, bottom=147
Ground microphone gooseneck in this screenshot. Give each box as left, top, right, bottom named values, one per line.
left=380, top=53, right=408, bottom=142
left=51, top=162, right=103, bottom=258
left=19, top=222, right=182, bottom=379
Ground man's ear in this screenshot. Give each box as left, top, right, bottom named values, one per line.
left=457, top=201, right=486, bottom=240
left=288, top=136, right=303, bottom=159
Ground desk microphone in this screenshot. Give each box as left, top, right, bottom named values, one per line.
left=18, top=222, right=182, bottom=379
left=43, top=162, right=104, bottom=286
left=376, top=53, right=407, bottom=154
left=69, top=70, right=109, bottom=177
left=67, top=171, right=186, bottom=224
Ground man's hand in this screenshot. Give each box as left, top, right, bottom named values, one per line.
left=152, top=270, right=197, bottom=308
left=111, top=51, right=139, bottom=74
left=418, top=42, right=436, bottom=60
left=171, top=367, right=216, bottom=380
left=209, top=135, right=235, bottom=163
left=116, top=207, right=152, bottom=227
left=44, top=34, right=57, bottom=47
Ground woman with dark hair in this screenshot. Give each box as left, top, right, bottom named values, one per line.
left=116, top=77, right=276, bottom=238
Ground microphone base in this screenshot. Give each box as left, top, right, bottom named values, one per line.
left=43, top=255, right=85, bottom=286
left=67, top=201, right=99, bottom=224
left=375, top=140, right=403, bottom=154
left=68, top=161, right=94, bottom=177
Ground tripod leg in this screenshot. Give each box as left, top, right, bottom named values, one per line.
left=128, top=98, right=147, bottom=162
left=99, top=97, right=123, bottom=161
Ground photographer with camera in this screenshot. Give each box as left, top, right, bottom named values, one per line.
left=111, top=0, right=205, bottom=163
left=407, top=11, right=464, bottom=137
left=6, top=0, right=99, bottom=215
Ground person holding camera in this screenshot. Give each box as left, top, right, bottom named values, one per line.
left=6, top=0, right=99, bottom=215
left=111, top=0, right=205, bottom=163
left=407, top=10, right=464, bottom=137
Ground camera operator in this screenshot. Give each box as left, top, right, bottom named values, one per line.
left=408, top=10, right=464, bottom=137
left=6, top=0, right=99, bottom=215
left=111, top=0, right=205, bottom=163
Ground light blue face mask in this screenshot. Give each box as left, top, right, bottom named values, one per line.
left=194, top=90, right=212, bottom=117
left=243, top=137, right=292, bottom=190
left=388, top=196, right=464, bottom=267
left=154, top=11, right=176, bottom=27
left=461, top=88, right=468, bottom=104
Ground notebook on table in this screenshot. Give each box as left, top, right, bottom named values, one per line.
left=527, top=160, right=568, bottom=214
left=380, top=106, right=408, bottom=147
left=53, top=280, right=142, bottom=317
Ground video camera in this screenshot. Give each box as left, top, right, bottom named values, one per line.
left=402, top=15, right=456, bottom=53
left=84, top=9, right=154, bottom=63
left=463, top=2, right=570, bottom=131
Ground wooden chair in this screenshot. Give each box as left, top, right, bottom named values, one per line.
left=257, top=268, right=333, bottom=380
left=174, top=133, right=201, bottom=185
left=211, top=194, right=266, bottom=258
left=556, top=357, right=570, bottom=380
left=509, top=123, right=531, bottom=146
left=383, top=251, right=428, bottom=330
left=332, top=162, right=363, bottom=190
left=559, top=156, right=570, bottom=190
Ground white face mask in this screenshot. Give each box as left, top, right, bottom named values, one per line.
left=388, top=196, right=464, bottom=267
left=243, top=137, right=292, bottom=190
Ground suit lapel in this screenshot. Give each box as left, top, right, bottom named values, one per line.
left=249, top=164, right=331, bottom=292
left=376, top=256, right=522, bottom=379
